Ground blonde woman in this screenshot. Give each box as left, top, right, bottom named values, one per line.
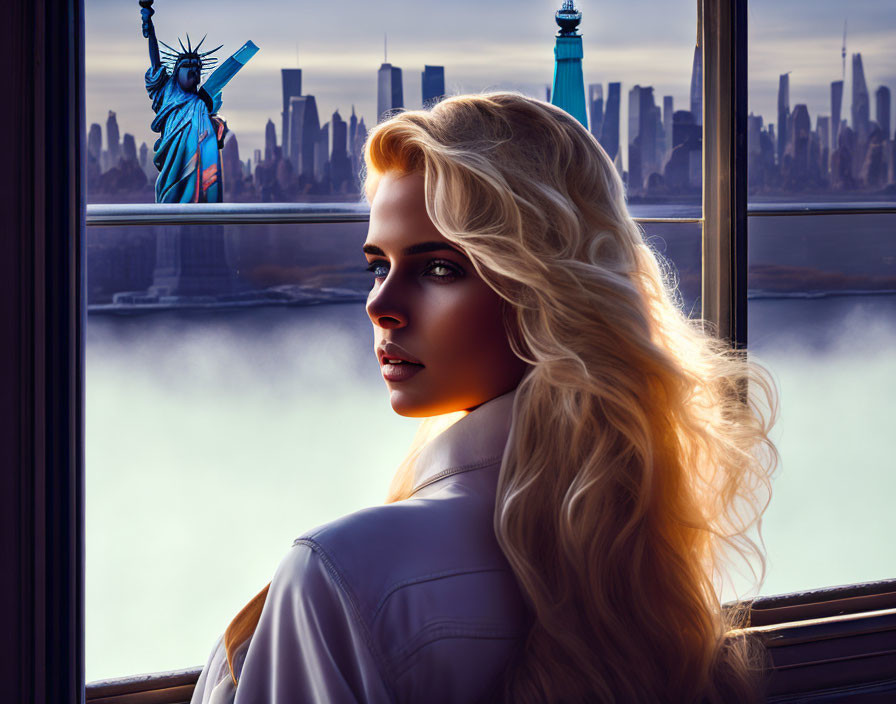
left=190, top=93, right=779, bottom=703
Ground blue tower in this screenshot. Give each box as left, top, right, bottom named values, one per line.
left=550, top=1, right=587, bottom=128
left=422, top=65, right=446, bottom=107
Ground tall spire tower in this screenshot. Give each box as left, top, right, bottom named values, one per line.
left=550, top=1, right=587, bottom=128
left=841, top=20, right=847, bottom=80
left=690, top=0, right=702, bottom=126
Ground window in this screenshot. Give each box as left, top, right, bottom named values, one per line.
left=746, top=0, right=896, bottom=597
left=85, top=0, right=705, bottom=681
left=76, top=0, right=895, bottom=691
left=8, top=0, right=896, bottom=702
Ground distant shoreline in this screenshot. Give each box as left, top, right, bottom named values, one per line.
left=86, top=288, right=896, bottom=315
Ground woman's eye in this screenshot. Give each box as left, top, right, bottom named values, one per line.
left=365, top=261, right=389, bottom=279
left=425, top=260, right=463, bottom=281
left=366, top=258, right=463, bottom=282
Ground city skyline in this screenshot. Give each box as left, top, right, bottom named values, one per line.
left=86, top=0, right=896, bottom=199
left=85, top=0, right=896, bottom=163
left=87, top=53, right=895, bottom=202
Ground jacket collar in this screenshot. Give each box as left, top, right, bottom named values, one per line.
left=410, top=387, right=517, bottom=496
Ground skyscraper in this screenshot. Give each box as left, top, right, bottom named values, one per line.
left=667, top=110, right=701, bottom=191
left=831, top=80, right=844, bottom=147
left=106, top=110, right=120, bottom=169
left=122, top=133, right=137, bottom=163
left=689, top=45, right=702, bottom=126
left=378, top=63, right=404, bottom=123
left=353, top=117, right=367, bottom=181
left=777, top=74, right=789, bottom=164
left=331, top=110, right=347, bottom=158
left=281, top=68, right=302, bottom=162
left=747, top=114, right=763, bottom=156
left=817, top=116, right=831, bottom=166
left=655, top=105, right=665, bottom=165
left=288, top=96, right=307, bottom=174
left=791, top=104, right=811, bottom=180
left=422, top=65, right=446, bottom=107
left=663, top=96, right=674, bottom=163
left=600, top=82, right=621, bottom=161
left=330, top=109, right=351, bottom=190
left=628, top=86, right=642, bottom=152
left=852, top=54, right=870, bottom=144
left=87, top=123, right=102, bottom=164
left=139, top=142, right=155, bottom=181
left=875, top=86, right=891, bottom=140
left=223, top=134, right=242, bottom=199
left=349, top=106, right=358, bottom=148
left=588, top=84, right=604, bottom=143
left=550, top=1, right=587, bottom=128
left=349, top=106, right=360, bottom=179
left=315, top=122, right=329, bottom=182
left=288, top=95, right=321, bottom=179
left=639, top=87, right=658, bottom=178
left=264, top=119, right=277, bottom=162
left=627, top=85, right=658, bottom=191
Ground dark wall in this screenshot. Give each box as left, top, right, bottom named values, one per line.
left=0, top=0, right=85, bottom=701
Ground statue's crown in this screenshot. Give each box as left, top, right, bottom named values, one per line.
left=159, top=34, right=223, bottom=76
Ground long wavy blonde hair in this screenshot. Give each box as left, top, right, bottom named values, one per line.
left=364, top=92, right=779, bottom=703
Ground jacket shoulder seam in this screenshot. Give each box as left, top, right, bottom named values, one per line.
left=371, top=566, right=511, bottom=623
left=390, top=621, right=526, bottom=679
left=292, top=538, right=398, bottom=702
left=410, top=455, right=502, bottom=495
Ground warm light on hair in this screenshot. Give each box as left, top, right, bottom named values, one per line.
left=364, top=92, right=780, bottom=703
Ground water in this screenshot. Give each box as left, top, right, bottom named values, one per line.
left=86, top=304, right=418, bottom=681
left=748, top=295, right=896, bottom=595
left=85, top=295, right=896, bottom=682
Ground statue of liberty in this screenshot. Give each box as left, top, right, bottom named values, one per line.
left=140, top=0, right=258, bottom=203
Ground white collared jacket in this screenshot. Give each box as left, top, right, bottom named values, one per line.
left=190, top=388, right=529, bottom=704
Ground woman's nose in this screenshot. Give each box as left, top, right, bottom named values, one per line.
left=366, top=278, right=408, bottom=330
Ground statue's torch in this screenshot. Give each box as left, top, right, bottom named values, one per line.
left=140, top=0, right=154, bottom=39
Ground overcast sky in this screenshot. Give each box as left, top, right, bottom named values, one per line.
left=86, top=0, right=896, bottom=165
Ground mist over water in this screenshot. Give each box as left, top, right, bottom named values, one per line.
left=748, top=295, right=896, bottom=597
left=86, top=296, right=896, bottom=681
left=86, top=304, right=419, bottom=681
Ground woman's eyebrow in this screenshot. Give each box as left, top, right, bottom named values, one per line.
left=362, top=241, right=466, bottom=257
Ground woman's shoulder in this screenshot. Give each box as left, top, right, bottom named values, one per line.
left=288, top=496, right=518, bottom=622
left=279, top=499, right=528, bottom=695
left=252, top=499, right=527, bottom=704
left=293, top=498, right=496, bottom=581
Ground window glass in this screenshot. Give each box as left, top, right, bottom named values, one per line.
left=747, top=0, right=896, bottom=596
left=86, top=252, right=416, bottom=680
left=640, top=219, right=701, bottom=315
left=748, top=213, right=896, bottom=596
left=86, top=0, right=703, bottom=680
left=85, top=216, right=699, bottom=680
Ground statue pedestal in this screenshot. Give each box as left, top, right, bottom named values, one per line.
left=149, top=224, right=235, bottom=298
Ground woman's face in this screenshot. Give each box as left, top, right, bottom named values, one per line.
left=364, top=171, right=528, bottom=417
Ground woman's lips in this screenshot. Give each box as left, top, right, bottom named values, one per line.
left=382, top=361, right=424, bottom=382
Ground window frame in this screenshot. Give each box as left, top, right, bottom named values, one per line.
left=702, top=0, right=748, bottom=349
left=3, top=0, right=85, bottom=701
left=5, top=0, right=893, bottom=699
